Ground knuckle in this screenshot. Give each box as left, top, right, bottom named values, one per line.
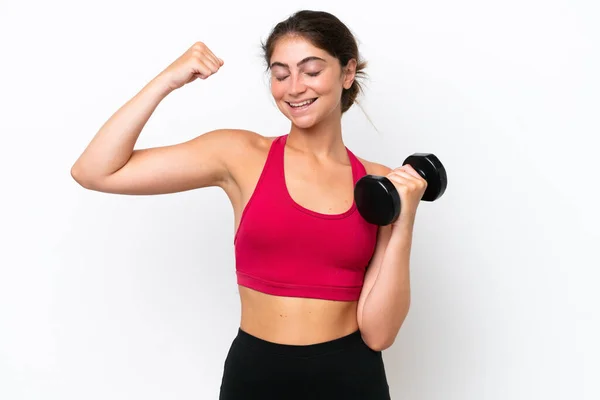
left=189, top=53, right=200, bottom=63
left=192, top=59, right=203, bottom=69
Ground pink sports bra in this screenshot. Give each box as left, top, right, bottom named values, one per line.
left=233, top=134, right=379, bottom=301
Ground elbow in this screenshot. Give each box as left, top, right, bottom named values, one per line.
left=70, top=163, right=98, bottom=190
left=360, top=331, right=396, bottom=352
left=360, top=309, right=410, bottom=352
left=364, top=336, right=395, bottom=352
left=70, top=163, right=82, bottom=183
left=70, top=164, right=88, bottom=187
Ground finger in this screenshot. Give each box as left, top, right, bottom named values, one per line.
left=202, top=57, right=220, bottom=73
left=389, top=170, right=421, bottom=183
left=205, top=48, right=224, bottom=67
left=397, top=164, right=424, bottom=180
left=395, top=167, right=428, bottom=186
left=388, top=172, right=427, bottom=192
left=193, top=60, right=213, bottom=79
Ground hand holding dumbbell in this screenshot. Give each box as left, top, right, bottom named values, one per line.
left=354, top=153, right=447, bottom=225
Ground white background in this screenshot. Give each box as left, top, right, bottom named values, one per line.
left=1, top=0, right=599, bottom=398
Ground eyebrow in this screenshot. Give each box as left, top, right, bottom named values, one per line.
left=269, top=56, right=326, bottom=69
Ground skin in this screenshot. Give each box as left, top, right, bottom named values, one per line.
left=70, top=35, right=427, bottom=350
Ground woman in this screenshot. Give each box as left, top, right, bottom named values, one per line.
left=71, top=9, right=427, bottom=400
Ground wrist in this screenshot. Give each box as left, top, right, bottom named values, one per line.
left=392, top=212, right=416, bottom=230
left=148, top=74, right=175, bottom=98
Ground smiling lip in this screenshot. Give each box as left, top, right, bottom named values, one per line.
left=286, top=98, right=318, bottom=111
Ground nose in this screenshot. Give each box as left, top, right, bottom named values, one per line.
left=289, top=74, right=307, bottom=96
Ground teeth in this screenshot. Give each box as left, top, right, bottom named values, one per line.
left=289, top=99, right=315, bottom=107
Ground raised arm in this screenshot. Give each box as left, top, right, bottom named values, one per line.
left=70, top=42, right=241, bottom=195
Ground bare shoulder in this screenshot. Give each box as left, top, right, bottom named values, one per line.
left=355, top=155, right=393, bottom=177
left=208, top=127, right=273, bottom=146
left=188, top=128, right=272, bottom=163
left=206, top=128, right=274, bottom=166
left=192, top=127, right=264, bottom=151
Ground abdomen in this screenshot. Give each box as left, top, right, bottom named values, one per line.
left=238, top=286, right=360, bottom=345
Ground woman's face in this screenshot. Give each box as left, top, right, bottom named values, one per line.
left=269, top=35, right=355, bottom=129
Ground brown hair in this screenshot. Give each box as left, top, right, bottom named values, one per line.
left=261, top=10, right=368, bottom=114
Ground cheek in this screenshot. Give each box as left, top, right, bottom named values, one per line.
left=270, top=82, right=287, bottom=99
left=312, top=74, right=341, bottom=96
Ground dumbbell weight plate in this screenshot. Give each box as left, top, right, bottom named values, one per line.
left=403, top=153, right=447, bottom=201
left=354, top=175, right=400, bottom=226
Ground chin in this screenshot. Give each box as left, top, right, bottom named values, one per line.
left=289, top=116, right=319, bottom=129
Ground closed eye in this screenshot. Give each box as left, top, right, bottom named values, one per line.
left=273, top=71, right=321, bottom=81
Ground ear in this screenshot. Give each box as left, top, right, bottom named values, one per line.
left=342, top=59, right=357, bottom=89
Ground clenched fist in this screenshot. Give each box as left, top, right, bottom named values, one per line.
left=158, top=42, right=224, bottom=91
left=385, top=164, right=428, bottom=222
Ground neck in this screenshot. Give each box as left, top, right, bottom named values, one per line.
left=286, top=110, right=346, bottom=161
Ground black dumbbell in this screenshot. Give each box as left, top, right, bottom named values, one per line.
left=354, top=153, right=447, bottom=225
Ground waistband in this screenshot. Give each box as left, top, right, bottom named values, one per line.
left=234, top=328, right=364, bottom=357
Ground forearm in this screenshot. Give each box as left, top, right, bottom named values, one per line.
left=360, top=216, right=415, bottom=349
left=71, top=75, right=173, bottom=181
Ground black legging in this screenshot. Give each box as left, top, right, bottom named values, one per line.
left=219, top=328, right=391, bottom=399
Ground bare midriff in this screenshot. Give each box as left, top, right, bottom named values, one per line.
left=238, top=286, right=360, bottom=345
